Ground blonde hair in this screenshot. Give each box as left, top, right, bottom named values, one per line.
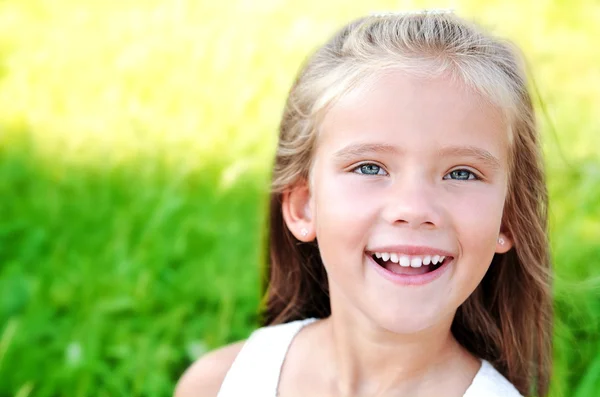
left=263, top=12, right=552, bottom=396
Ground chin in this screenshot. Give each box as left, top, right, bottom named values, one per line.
left=369, top=305, right=446, bottom=335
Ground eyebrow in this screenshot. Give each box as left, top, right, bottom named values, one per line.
left=332, top=143, right=502, bottom=170
left=437, top=145, right=502, bottom=170
left=332, top=143, right=399, bottom=162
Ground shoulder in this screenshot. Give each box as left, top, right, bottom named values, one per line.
left=174, top=341, right=246, bottom=397
left=465, top=360, right=523, bottom=397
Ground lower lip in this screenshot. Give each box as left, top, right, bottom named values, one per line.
left=367, top=254, right=453, bottom=286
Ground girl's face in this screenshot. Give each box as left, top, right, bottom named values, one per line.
left=295, top=70, right=513, bottom=333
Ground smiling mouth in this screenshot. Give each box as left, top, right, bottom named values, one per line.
left=369, top=252, right=451, bottom=275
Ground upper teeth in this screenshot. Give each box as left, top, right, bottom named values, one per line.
left=373, top=253, right=446, bottom=267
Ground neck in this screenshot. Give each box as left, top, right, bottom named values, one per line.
left=319, top=306, right=475, bottom=396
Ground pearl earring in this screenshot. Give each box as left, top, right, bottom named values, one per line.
left=498, top=237, right=505, bottom=245
left=301, top=228, right=308, bottom=237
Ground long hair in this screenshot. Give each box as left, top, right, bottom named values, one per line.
left=260, top=12, right=552, bottom=396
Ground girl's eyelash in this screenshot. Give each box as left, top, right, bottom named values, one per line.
left=350, top=164, right=481, bottom=180
left=351, top=162, right=388, bottom=176
left=443, top=168, right=480, bottom=181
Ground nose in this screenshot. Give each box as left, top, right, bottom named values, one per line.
left=381, top=175, right=441, bottom=229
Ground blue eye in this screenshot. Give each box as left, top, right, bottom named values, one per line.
left=353, top=163, right=387, bottom=176
left=444, top=169, right=478, bottom=181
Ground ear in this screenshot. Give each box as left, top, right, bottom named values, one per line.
left=495, top=230, right=514, bottom=254
left=281, top=180, right=315, bottom=242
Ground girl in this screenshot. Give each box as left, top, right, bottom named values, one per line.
left=176, top=10, right=552, bottom=397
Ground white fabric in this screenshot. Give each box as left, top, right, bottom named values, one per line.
left=217, top=318, right=317, bottom=397
left=462, top=360, right=523, bottom=397
left=217, top=318, right=522, bottom=397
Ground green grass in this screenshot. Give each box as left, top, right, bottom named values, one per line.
left=0, top=135, right=266, bottom=396
left=0, top=0, right=599, bottom=396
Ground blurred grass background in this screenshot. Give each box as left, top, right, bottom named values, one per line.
left=0, top=0, right=598, bottom=396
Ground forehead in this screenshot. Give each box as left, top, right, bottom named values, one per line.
left=317, top=70, right=509, bottom=162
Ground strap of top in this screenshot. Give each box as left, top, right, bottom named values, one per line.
left=217, top=318, right=317, bottom=397
left=463, top=360, right=523, bottom=397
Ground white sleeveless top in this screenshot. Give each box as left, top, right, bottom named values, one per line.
left=217, top=318, right=522, bottom=397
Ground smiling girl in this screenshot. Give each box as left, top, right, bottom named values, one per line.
left=176, top=11, right=552, bottom=397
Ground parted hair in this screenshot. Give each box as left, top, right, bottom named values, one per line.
left=261, top=12, right=552, bottom=397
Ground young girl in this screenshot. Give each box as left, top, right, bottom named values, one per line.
left=176, top=10, right=552, bottom=397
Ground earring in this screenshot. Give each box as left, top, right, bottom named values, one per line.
left=301, top=228, right=308, bottom=237
left=498, top=237, right=505, bottom=245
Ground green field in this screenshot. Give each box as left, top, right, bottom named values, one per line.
left=0, top=0, right=599, bottom=396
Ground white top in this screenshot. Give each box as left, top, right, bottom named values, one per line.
left=217, top=318, right=522, bottom=397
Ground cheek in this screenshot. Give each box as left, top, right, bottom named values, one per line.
left=315, top=175, right=380, bottom=228
left=443, top=188, right=506, bottom=304
left=447, top=180, right=504, bottom=218
left=447, top=186, right=505, bottom=256
left=312, top=175, right=381, bottom=258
